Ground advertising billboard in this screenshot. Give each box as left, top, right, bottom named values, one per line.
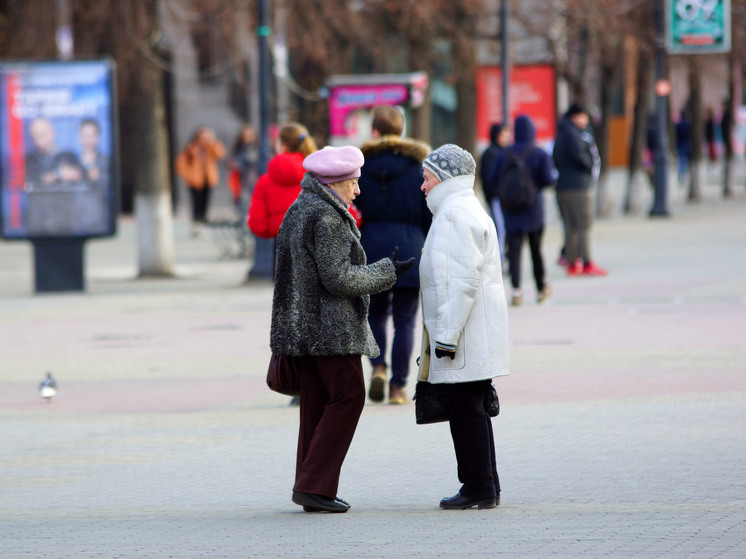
left=475, top=64, right=557, bottom=150
left=666, top=0, right=731, bottom=54
left=0, top=59, right=117, bottom=239
left=325, top=72, right=428, bottom=146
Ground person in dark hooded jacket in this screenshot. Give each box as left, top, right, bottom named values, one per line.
left=479, top=123, right=511, bottom=267
left=356, top=106, right=431, bottom=404
left=489, top=115, right=556, bottom=306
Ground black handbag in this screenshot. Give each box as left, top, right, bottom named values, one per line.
left=485, top=382, right=500, bottom=417
left=266, top=354, right=300, bottom=396
left=414, top=380, right=499, bottom=425
left=414, top=380, right=451, bottom=424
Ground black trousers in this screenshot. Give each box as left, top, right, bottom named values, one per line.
left=446, top=380, right=500, bottom=499
left=507, top=229, right=546, bottom=291
left=189, top=185, right=212, bottom=223
left=368, top=286, right=420, bottom=387
left=293, top=355, right=365, bottom=499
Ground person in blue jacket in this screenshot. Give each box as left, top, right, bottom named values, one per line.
left=356, top=105, right=431, bottom=404
left=490, top=115, right=556, bottom=306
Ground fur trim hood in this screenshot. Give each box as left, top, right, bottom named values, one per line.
left=360, top=135, right=431, bottom=163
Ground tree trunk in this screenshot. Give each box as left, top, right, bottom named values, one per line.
left=129, top=63, right=175, bottom=277
left=596, top=47, right=621, bottom=218
left=456, top=74, right=476, bottom=155
left=723, top=51, right=736, bottom=198
left=688, top=58, right=704, bottom=202
left=625, top=49, right=652, bottom=214
left=407, top=38, right=432, bottom=145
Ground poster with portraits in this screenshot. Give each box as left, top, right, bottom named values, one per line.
left=0, top=59, right=117, bottom=239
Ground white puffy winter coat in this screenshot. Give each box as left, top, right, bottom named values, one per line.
left=419, top=174, right=510, bottom=383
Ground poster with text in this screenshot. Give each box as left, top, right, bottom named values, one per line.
left=475, top=65, right=557, bottom=151
left=0, top=59, right=117, bottom=239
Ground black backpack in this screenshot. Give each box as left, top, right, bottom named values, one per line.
left=497, top=147, right=537, bottom=212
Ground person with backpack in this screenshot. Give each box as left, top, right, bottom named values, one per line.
left=489, top=115, right=556, bottom=306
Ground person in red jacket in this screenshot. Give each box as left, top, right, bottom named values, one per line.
left=247, top=122, right=317, bottom=239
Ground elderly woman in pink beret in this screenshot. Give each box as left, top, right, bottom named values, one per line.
left=270, top=145, right=414, bottom=513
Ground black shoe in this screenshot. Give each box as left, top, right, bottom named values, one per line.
left=368, top=370, right=386, bottom=402
left=303, top=496, right=350, bottom=512
left=439, top=492, right=497, bottom=510
left=293, top=491, right=349, bottom=513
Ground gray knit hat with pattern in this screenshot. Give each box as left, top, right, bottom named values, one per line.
left=422, top=144, right=476, bottom=182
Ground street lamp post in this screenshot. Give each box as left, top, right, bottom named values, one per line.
left=650, top=0, right=670, bottom=217
left=501, top=0, right=510, bottom=125
left=249, top=0, right=275, bottom=280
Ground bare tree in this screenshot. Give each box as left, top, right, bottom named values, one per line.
left=625, top=47, right=653, bottom=214
left=687, top=57, right=704, bottom=202
left=74, top=0, right=175, bottom=276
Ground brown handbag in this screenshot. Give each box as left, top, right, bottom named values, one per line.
left=266, top=354, right=300, bottom=396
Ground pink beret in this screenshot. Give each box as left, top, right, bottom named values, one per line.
left=303, top=145, right=365, bottom=185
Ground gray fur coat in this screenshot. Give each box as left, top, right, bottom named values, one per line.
left=270, top=172, right=397, bottom=357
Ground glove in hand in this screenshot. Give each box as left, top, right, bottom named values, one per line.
left=390, top=246, right=415, bottom=278
left=434, top=344, right=456, bottom=360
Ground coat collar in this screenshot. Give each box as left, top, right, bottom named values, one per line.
left=425, top=175, right=475, bottom=214
left=300, top=172, right=359, bottom=235
left=360, top=135, right=431, bottom=162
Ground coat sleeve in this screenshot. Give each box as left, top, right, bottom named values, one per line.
left=174, top=150, right=190, bottom=182
left=208, top=139, right=226, bottom=160
left=565, top=133, right=594, bottom=173
left=538, top=151, right=557, bottom=188
left=486, top=152, right=505, bottom=198
left=312, top=212, right=396, bottom=298
left=428, top=205, right=482, bottom=346
left=247, top=175, right=272, bottom=238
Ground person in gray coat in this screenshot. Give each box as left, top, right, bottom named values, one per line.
left=271, top=145, right=414, bottom=513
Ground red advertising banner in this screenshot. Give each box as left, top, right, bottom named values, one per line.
left=475, top=65, right=556, bottom=148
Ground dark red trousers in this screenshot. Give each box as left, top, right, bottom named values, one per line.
left=293, top=354, right=365, bottom=499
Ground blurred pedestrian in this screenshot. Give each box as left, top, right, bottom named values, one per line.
left=480, top=123, right=511, bottom=268
left=271, top=145, right=413, bottom=513
left=675, top=108, right=692, bottom=182
left=175, top=126, right=226, bottom=236
left=552, top=104, right=607, bottom=276
left=357, top=106, right=431, bottom=404
left=247, top=122, right=317, bottom=240
left=419, top=144, right=510, bottom=510
left=721, top=99, right=735, bottom=196
left=721, top=99, right=734, bottom=157
left=705, top=107, right=717, bottom=164
left=490, top=115, right=556, bottom=306
left=229, top=123, right=258, bottom=209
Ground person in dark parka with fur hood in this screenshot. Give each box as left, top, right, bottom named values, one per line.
left=271, top=145, right=414, bottom=514
left=356, top=105, right=431, bottom=405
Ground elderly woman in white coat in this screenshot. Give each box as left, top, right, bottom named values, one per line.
left=419, top=144, right=510, bottom=510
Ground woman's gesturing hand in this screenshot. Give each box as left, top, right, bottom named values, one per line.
left=390, top=246, right=415, bottom=278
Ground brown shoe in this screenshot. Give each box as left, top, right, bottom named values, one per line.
left=388, top=384, right=409, bottom=405
left=537, top=284, right=552, bottom=304
left=368, top=368, right=386, bottom=402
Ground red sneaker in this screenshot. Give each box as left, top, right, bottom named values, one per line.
left=567, top=259, right=583, bottom=276
left=557, top=255, right=570, bottom=267
left=582, top=262, right=608, bottom=276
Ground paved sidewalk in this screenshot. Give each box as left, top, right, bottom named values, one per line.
left=0, top=176, right=745, bottom=558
